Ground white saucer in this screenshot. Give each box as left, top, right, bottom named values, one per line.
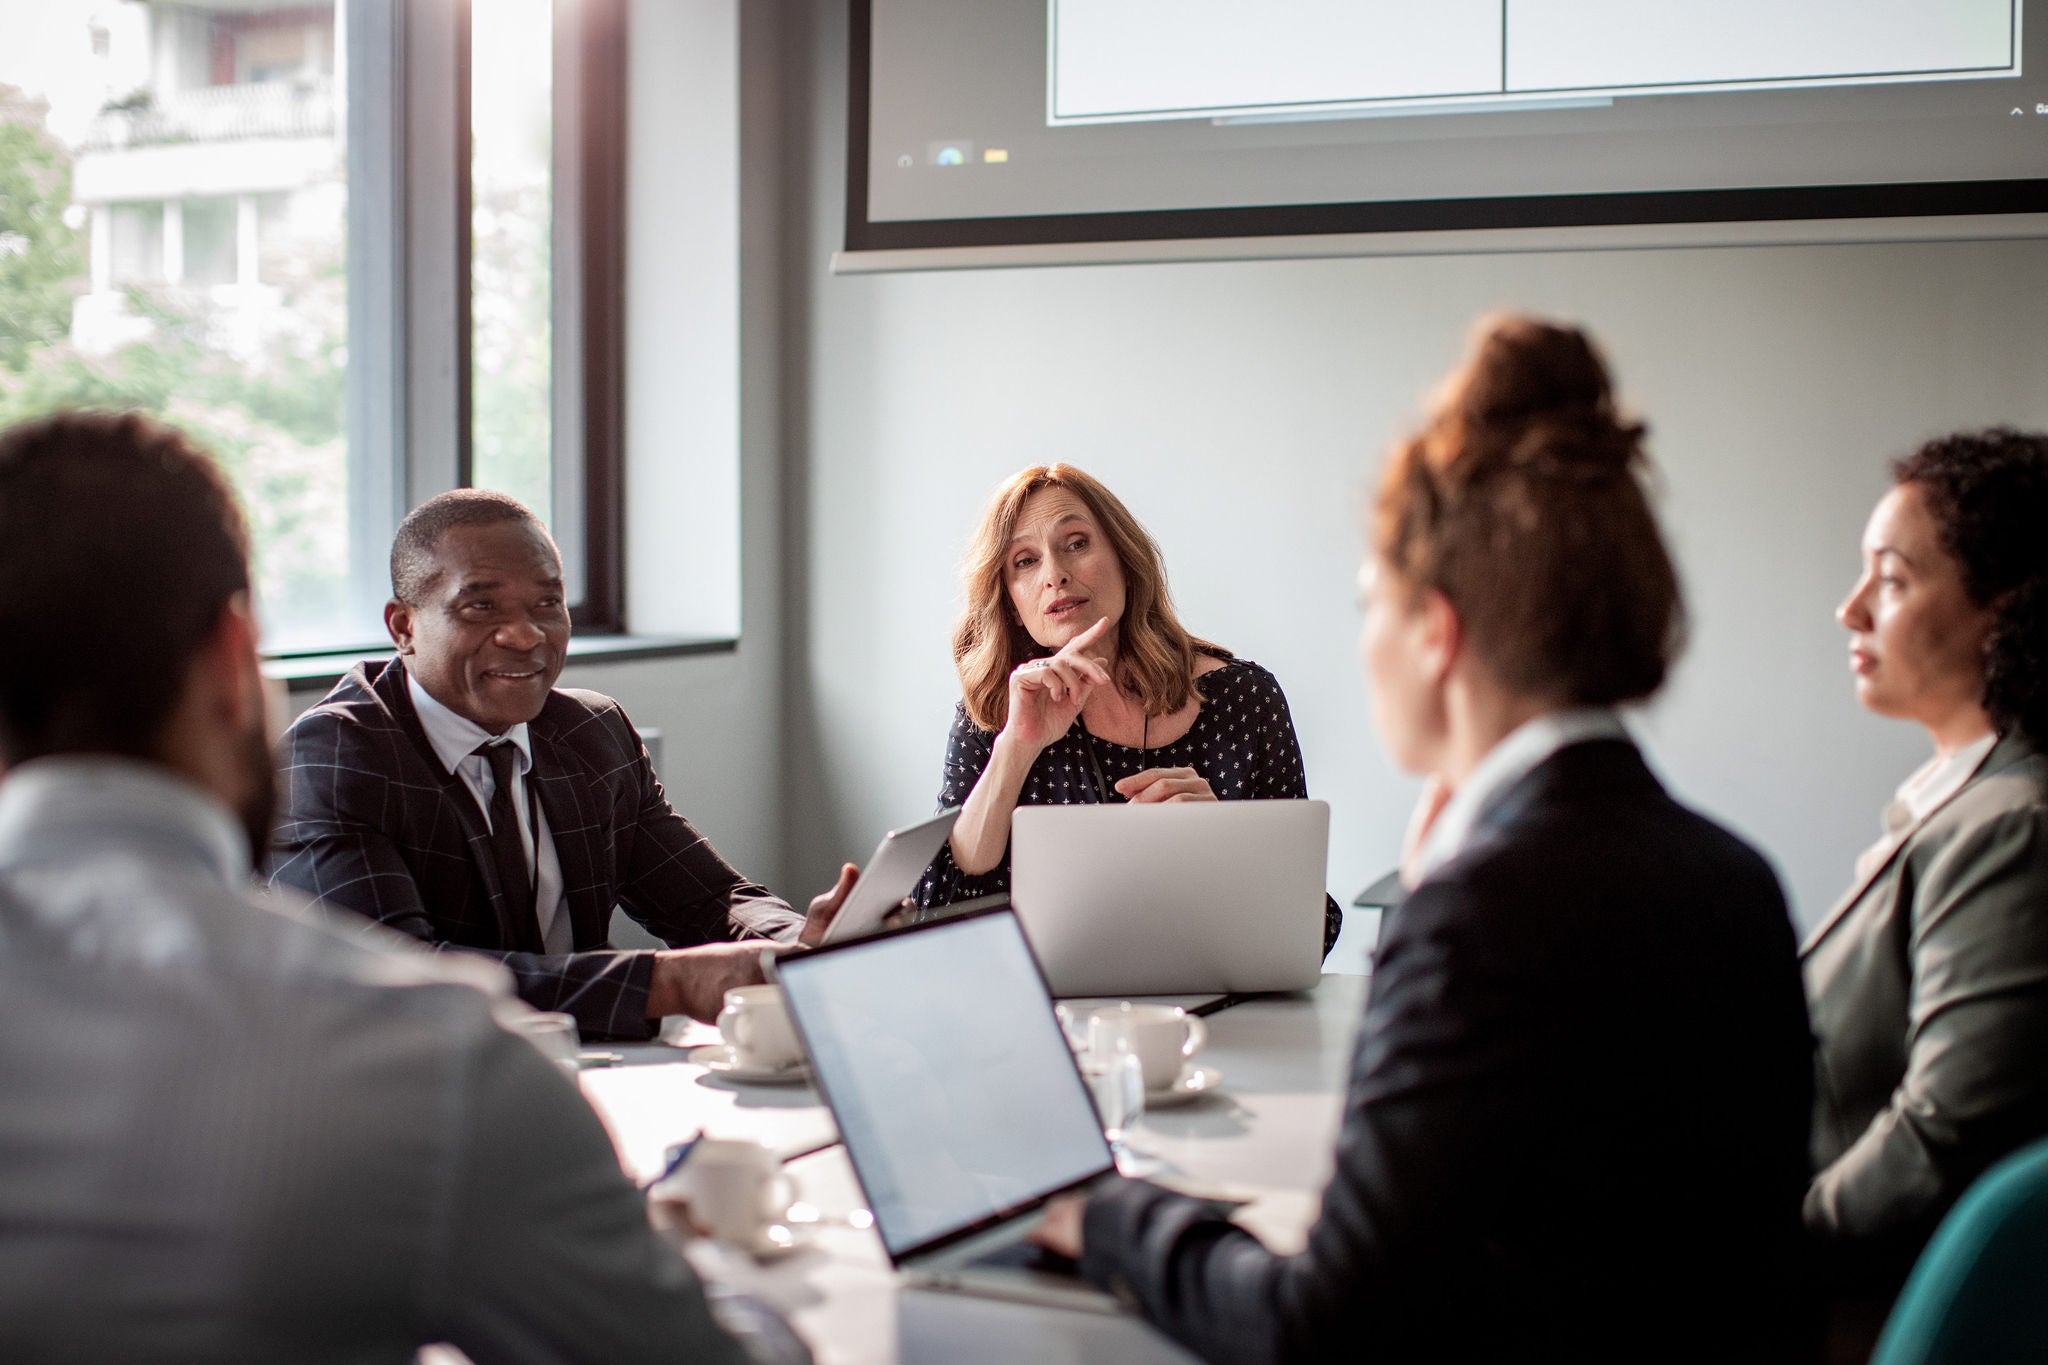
left=653, top=1201, right=825, bottom=1261
left=1146, top=1064, right=1223, bottom=1108
left=685, top=1043, right=811, bottom=1085
left=732, top=1216, right=824, bottom=1261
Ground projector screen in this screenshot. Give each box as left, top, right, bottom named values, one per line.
left=847, top=0, right=2048, bottom=255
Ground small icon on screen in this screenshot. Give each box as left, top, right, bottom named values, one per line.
left=896, top=153, right=912, bottom=169
left=2037, top=103, right=2048, bottom=115
left=927, top=139, right=974, bottom=167
left=983, top=148, right=1009, bottom=163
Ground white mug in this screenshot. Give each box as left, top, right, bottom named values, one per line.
left=1088, top=1002, right=1207, bottom=1091
left=717, top=984, right=802, bottom=1070
left=654, top=1137, right=795, bottom=1247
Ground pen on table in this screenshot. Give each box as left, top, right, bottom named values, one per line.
left=643, top=1133, right=703, bottom=1191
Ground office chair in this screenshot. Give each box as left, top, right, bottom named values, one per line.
left=1870, top=1134, right=2048, bottom=1365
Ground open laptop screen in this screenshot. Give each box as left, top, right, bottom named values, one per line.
left=776, top=909, right=1113, bottom=1260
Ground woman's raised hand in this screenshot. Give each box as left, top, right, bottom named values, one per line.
left=1002, top=616, right=1115, bottom=756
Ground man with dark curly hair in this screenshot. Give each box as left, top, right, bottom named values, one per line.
left=1805, top=427, right=2048, bottom=1317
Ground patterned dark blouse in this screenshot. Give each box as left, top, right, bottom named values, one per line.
left=911, top=657, right=1343, bottom=956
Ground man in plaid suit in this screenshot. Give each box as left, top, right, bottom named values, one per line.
left=271, top=490, right=857, bottom=1041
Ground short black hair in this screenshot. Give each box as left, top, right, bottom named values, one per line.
left=389, top=488, right=553, bottom=605
left=1893, top=427, right=2048, bottom=748
left=0, top=410, right=251, bottom=764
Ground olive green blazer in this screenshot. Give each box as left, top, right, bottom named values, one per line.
left=1802, top=733, right=2048, bottom=1273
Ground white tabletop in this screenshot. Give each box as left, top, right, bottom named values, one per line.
left=693, top=1148, right=1200, bottom=1365
left=1125, top=979, right=1363, bottom=1212
left=578, top=1021, right=839, bottom=1178
left=580, top=973, right=1369, bottom=1364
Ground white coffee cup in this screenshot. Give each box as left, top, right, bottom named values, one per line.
left=655, top=1137, right=795, bottom=1247
left=1088, top=1002, right=1207, bottom=1092
left=509, top=1009, right=580, bottom=1074
left=717, top=984, right=802, bottom=1071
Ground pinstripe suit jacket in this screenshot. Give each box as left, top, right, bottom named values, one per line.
left=269, top=659, right=801, bottom=1040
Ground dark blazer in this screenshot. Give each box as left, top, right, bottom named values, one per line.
left=270, top=659, right=801, bottom=1040
left=1080, top=739, right=1815, bottom=1364
left=1802, top=733, right=2048, bottom=1286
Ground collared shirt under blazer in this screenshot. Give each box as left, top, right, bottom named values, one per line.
left=270, top=658, right=802, bottom=1040
left=1801, top=730, right=2048, bottom=1275
left=1078, top=737, right=1814, bottom=1364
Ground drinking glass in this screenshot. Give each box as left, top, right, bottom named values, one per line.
left=511, top=1010, right=581, bottom=1075
left=1081, top=1036, right=1145, bottom=1150
left=1053, top=1003, right=1089, bottom=1054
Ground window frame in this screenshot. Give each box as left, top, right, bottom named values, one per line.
left=559, top=0, right=628, bottom=633
left=310, top=0, right=626, bottom=663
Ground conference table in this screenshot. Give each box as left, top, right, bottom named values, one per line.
left=577, top=972, right=1370, bottom=1365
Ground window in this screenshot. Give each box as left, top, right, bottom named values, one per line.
left=107, top=204, right=165, bottom=286
left=471, top=0, right=555, bottom=525
left=0, top=0, right=626, bottom=656
left=180, top=196, right=237, bottom=289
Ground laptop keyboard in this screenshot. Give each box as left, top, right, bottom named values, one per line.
left=966, top=1239, right=1082, bottom=1278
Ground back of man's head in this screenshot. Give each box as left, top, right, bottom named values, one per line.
left=0, top=411, right=250, bottom=766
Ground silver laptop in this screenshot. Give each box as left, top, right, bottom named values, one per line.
left=773, top=909, right=1120, bottom=1313
left=1010, top=799, right=1329, bottom=997
left=822, top=807, right=962, bottom=945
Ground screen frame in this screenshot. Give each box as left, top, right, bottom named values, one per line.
left=771, top=906, right=1118, bottom=1265
left=844, top=0, right=2048, bottom=256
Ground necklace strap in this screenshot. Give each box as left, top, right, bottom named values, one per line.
left=1080, top=711, right=1150, bottom=804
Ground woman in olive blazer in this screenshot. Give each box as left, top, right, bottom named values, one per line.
left=1805, top=428, right=2048, bottom=1293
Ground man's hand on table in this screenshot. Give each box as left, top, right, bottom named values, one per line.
left=798, top=863, right=861, bottom=947
left=642, top=863, right=868, bottom=1021
left=1028, top=1193, right=1087, bottom=1260
left=644, top=942, right=776, bottom=1022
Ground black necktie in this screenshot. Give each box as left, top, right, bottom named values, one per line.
left=476, top=740, right=534, bottom=922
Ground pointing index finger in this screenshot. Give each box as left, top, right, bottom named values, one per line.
left=1064, top=616, right=1113, bottom=655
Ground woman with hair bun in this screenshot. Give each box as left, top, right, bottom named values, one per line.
left=1804, top=428, right=2048, bottom=1305
left=1029, top=315, right=1814, bottom=1364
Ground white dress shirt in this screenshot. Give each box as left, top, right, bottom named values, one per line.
left=1409, top=708, right=1631, bottom=885
left=1851, top=731, right=1998, bottom=882
left=408, top=673, right=573, bottom=954
left=0, top=756, right=746, bottom=1364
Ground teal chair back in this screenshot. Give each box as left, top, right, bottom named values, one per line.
left=1872, top=1135, right=2048, bottom=1365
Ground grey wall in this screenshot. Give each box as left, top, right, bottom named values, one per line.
left=778, top=0, right=2048, bottom=941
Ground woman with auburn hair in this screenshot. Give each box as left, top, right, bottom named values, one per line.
left=1029, top=316, right=1814, bottom=1363
left=913, top=464, right=1341, bottom=956
left=1803, top=428, right=2048, bottom=1320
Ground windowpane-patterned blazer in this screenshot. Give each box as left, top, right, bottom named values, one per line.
left=269, top=659, right=801, bottom=1040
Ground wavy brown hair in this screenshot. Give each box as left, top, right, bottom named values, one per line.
left=954, top=465, right=1228, bottom=732
left=1373, top=314, right=1685, bottom=707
